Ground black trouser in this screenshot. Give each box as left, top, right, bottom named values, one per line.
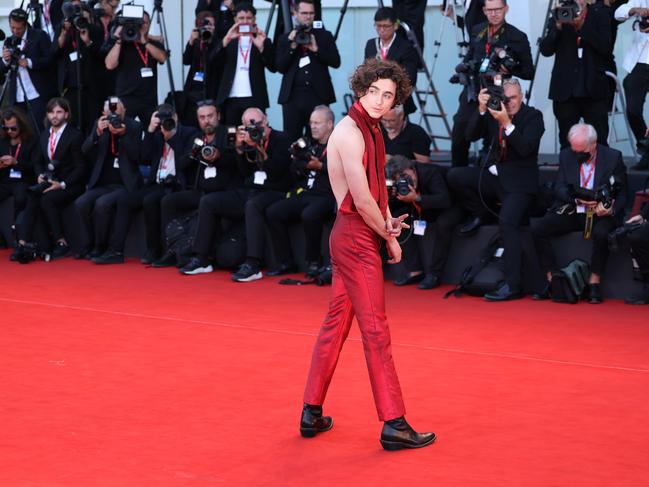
left=75, top=185, right=127, bottom=251
left=531, top=211, right=617, bottom=276
left=265, top=192, right=336, bottom=264
left=428, top=206, right=466, bottom=275
left=393, top=0, right=427, bottom=50
left=281, top=88, right=323, bottom=141
left=15, top=96, right=46, bottom=132
left=221, top=96, right=256, bottom=126
left=447, top=167, right=545, bottom=291
left=0, top=181, right=30, bottom=219
left=16, top=187, right=79, bottom=246
left=120, top=94, right=157, bottom=125
left=628, top=222, right=649, bottom=280
left=623, top=63, right=649, bottom=147
left=193, top=189, right=248, bottom=259
left=160, top=189, right=203, bottom=243
left=63, top=87, right=101, bottom=135
left=450, top=94, right=478, bottom=167
left=553, top=97, right=609, bottom=150
left=245, top=190, right=286, bottom=263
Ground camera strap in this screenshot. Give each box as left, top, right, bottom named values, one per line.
left=11, top=143, right=21, bottom=160
left=584, top=208, right=594, bottom=240
left=498, top=126, right=507, bottom=161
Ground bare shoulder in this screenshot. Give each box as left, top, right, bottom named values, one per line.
left=329, top=116, right=364, bottom=153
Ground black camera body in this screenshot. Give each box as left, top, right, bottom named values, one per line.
left=289, top=137, right=317, bottom=163
left=486, top=84, right=509, bottom=111
left=28, top=161, right=59, bottom=194
left=4, top=36, right=24, bottom=64
left=386, top=174, right=414, bottom=199
left=199, top=20, right=213, bottom=41
left=244, top=121, right=264, bottom=145
left=107, top=112, right=122, bottom=129
left=116, top=5, right=145, bottom=43
left=568, top=175, right=623, bottom=210
left=553, top=0, right=581, bottom=23
left=191, top=137, right=218, bottom=163
left=294, top=24, right=312, bottom=46
left=608, top=223, right=643, bottom=252
left=156, top=108, right=176, bottom=132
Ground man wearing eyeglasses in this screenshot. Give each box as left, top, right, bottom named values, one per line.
left=450, top=0, right=533, bottom=167
left=276, top=0, right=340, bottom=141
left=364, top=7, right=419, bottom=115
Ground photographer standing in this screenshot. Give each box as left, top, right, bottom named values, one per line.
left=276, top=0, right=340, bottom=141
left=447, top=78, right=547, bottom=301
left=14, top=99, right=84, bottom=259
left=183, top=11, right=219, bottom=111
left=1, top=8, right=55, bottom=131
left=531, top=124, right=627, bottom=304
left=450, top=0, right=533, bottom=167
left=264, top=105, right=336, bottom=277
left=615, top=1, right=649, bottom=169
left=75, top=97, right=143, bottom=262
left=104, top=9, right=167, bottom=124
left=540, top=0, right=613, bottom=149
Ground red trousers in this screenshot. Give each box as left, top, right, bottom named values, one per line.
left=303, top=212, right=406, bottom=421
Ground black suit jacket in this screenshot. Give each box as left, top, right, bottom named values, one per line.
left=467, top=103, right=545, bottom=195
left=183, top=39, right=220, bottom=100
left=0, top=138, right=39, bottom=184
left=415, top=163, right=452, bottom=218
left=37, top=125, right=86, bottom=193
left=1, top=27, right=56, bottom=102
left=539, top=4, right=612, bottom=102
left=212, top=37, right=275, bottom=109
left=554, top=144, right=627, bottom=222
left=141, top=124, right=199, bottom=189
left=82, top=117, right=143, bottom=192
left=237, top=129, right=292, bottom=192
left=364, top=35, right=419, bottom=114
left=276, top=27, right=340, bottom=105
left=51, top=23, right=104, bottom=94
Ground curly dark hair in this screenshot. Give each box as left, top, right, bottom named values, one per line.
left=0, top=106, right=34, bottom=142
left=350, top=58, right=412, bottom=107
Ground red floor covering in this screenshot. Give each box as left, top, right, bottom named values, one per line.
left=1, top=251, right=648, bottom=487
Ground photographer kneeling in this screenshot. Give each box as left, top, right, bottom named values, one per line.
left=447, top=77, right=547, bottom=300
left=386, top=156, right=456, bottom=290
left=264, top=105, right=336, bottom=277
left=75, top=97, right=143, bottom=262
left=531, top=123, right=627, bottom=304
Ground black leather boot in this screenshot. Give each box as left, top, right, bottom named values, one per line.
left=300, top=403, right=333, bottom=438
left=380, top=417, right=436, bottom=451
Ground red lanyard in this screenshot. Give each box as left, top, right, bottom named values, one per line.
left=380, top=46, right=388, bottom=60
left=49, top=130, right=57, bottom=159
left=134, top=42, right=149, bottom=66
left=318, top=147, right=327, bottom=162
left=576, top=8, right=588, bottom=47
left=498, top=126, right=507, bottom=161
left=198, top=41, right=205, bottom=70
left=11, top=143, right=21, bottom=160
left=239, top=40, right=252, bottom=65
left=485, top=26, right=498, bottom=56
left=161, top=142, right=170, bottom=167
left=110, top=134, right=118, bottom=156
left=580, top=157, right=596, bottom=188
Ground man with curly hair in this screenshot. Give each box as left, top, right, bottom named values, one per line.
left=299, top=58, right=436, bottom=451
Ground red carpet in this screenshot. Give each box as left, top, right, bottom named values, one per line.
left=1, top=250, right=648, bottom=486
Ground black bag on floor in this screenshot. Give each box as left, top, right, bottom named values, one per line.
left=165, top=212, right=198, bottom=268
left=550, top=259, right=590, bottom=304
left=444, top=233, right=506, bottom=298
left=214, top=222, right=246, bottom=269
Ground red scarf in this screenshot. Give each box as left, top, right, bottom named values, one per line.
left=347, top=101, right=388, bottom=217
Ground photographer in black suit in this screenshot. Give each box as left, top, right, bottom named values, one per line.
left=15, top=98, right=84, bottom=259
left=213, top=3, right=275, bottom=126
left=531, top=124, right=627, bottom=304
left=264, top=105, right=336, bottom=277
left=276, top=0, right=341, bottom=140
left=75, top=97, right=143, bottom=262
left=195, top=0, right=237, bottom=42
left=540, top=0, right=613, bottom=149
left=183, top=11, right=219, bottom=117
left=447, top=78, right=547, bottom=300
left=364, top=7, right=419, bottom=115
left=450, top=0, right=533, bottom=167
left=624, top=203, right=649, bottom=304
left=387, top=156, right=456, bottom=290
left=1, top=8, right=56, bottom=131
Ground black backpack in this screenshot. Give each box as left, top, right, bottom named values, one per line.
left=550, top=259, right=590, bottom=304
left=165, top=212, right=198, bottom=268
left=444, top=233, right=506, bottom=298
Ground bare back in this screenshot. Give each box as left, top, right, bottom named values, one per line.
left=326, top=116, right=366, bottom=208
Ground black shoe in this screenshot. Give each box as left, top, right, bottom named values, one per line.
left=458, top=217, right=482, bottom=237
left=232, top=262, right=262, bottom=282
left=51, top=242, right=70, bottom=260
left=380, top=417, right=436, bottom=451
left=484, top=283, right=523, bottom=302
left=140, top=249, right=160, bottom=265
left=625, top=285, right=649, bottom=305
left=267, top=262, right=297, bottom=277
left=418, top=273, right=440, bottom=290
left=631, top=154, right=649, bottom=171
left=152, top=251, right=177, bottom=268
left=74, top=246, right=90, bottom=260
left=86, top=247, right=103, bottom=260
left=305, top=261, right=321, bottom=278
left=299, top=403, right=333, bottom=438
left=92, top=249, right=125, bottom=265
left=394, top=272, right=425, bottom=286
left=179, top=256, right=214, bottom=275
left=10, top=246, right=21, bottom=261
left=0, top=233, right=7, bottom=249
left=532, top=282, right=551, bottom=301
left=588, top=283, right=603, bottom=304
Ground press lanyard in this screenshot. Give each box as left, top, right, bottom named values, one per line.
left=110, top=134, right=118, bottom=156
left=576, top=9, right=588, bottom=48
left=11, top=143, right=21, bottom=160
left=135, top=42, right=149, bottom=66
left=49, top=130, right=58, bottom=159
left=239, top=40, right=251, bottom=65
left=498, top=126, right=507, bottom=161
left=580, top=157, right=596, bottom=188
left=485, top=26, right=498, bottom=56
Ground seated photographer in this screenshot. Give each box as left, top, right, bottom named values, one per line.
left=446, top=78, right=547, bottom=301
left=386, top=155, right=455, bottom=290
left=615, top=1, right=649, bottom=170
left=182, top=11, right=219, bottom=121
left=364, top=7, right=419, bottom=115
left=531, top=123, right=627, bottom=304
left=14, top=98, right=84, bottom=259
left=264, top=105, right=336, bottom=277
left=75, top=97, right=143, bottom=262
left=450, top=0, right=533, bottom=167
left=0, top=108, right=39, bottom=249
left=276, top=0, right=341, bottom=140
left=158, top=101, right=240, bottom=270
left=381, top=104, right=431, bottom=163
left=213, top=2, right=275, bottom=126
left=99, top=104, right=198, bottom=265
left=104, top=8, right=167, bottom=124
left=540, top=0, right=612, bottom=149
left=624, top=204, right=649, bottom=304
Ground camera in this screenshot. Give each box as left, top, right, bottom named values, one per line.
left=294, top=24, right=311, bottom=46
left=61, top=1, right=92, bottom=30
left=244, top=120, right=264, bottom=145
left=386, top=174, right=414, bottom=199
left=636, top=17, right=649, bottom=31
left=115, top=4, right=145, bottom=43
left=289, top=137, right=317, bottom=162
left=191, top=137, right=218, bottom=163
left=486, top=84, right=509, bottom=111
left=156, top=107, right=176, bottom=132
left=226, top=127, right=237, bottom=149
left=160, top=173, right=181, bottom=190
left=553, top=0, right=581, bottom=24
left=106, top=97, right=122, bottom=129
left=608, top=223, right=643, bottom=252
left=238, top=24, right=258, bottom=35
left=28, top=161, right=59, bottom=194
left=485, top=46, right=519, bottom=75
left=199, top=19, right=213, bottom=41
left=568, top=175, right=623, bottom=210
